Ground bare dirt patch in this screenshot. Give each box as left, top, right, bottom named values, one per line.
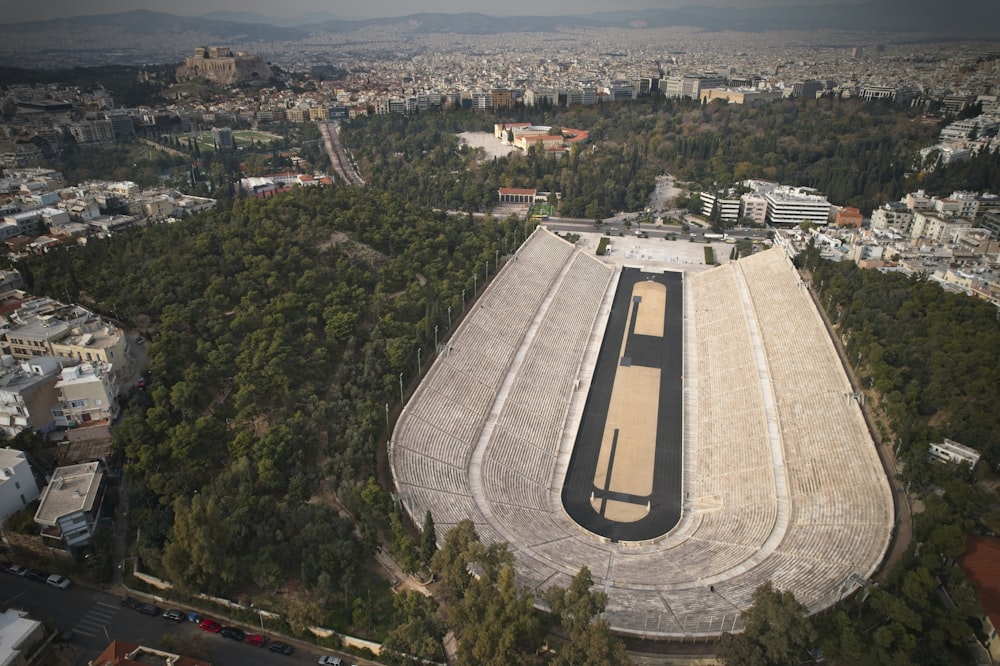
left=320, top=231, right=388, bottom=269
left=457, top=131, right=520, bottom=160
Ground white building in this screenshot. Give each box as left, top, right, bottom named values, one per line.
left=0, top=608, right=45, bottom=666
left=34, top=461, right=104, bottom=549
left=929, top=438, right=980, bottom=469
left=935, top=191, right=980, bottom=219
left=910, top=211, right=973, bottom=243
left=871, top=202, right=914, bottom=233
left=0, top=447, right=39, bottom=523
left=762, top=186, right=832, bottom=226
left=700, top=192, right=741, bottom=221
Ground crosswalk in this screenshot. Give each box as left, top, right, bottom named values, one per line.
left=73, top=600, right=119, bottom=639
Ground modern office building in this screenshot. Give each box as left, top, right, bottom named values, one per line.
left=762, top=186, right=832, bottom=226
left=700, top=192, right=741, bottom=221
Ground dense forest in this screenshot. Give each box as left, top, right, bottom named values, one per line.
left=340, top=96, right=943, bottom=215
left=20, top=187, right=522, bottom=637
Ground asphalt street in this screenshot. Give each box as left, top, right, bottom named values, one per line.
left=1, top=572, right=358, bottom=666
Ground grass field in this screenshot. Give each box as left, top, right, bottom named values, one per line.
left=529, top=202, right=555, bottom=219
left=186, top=129, right=283, bottom=154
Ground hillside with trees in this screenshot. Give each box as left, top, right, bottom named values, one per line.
left=20, top=185, right=518, bottom=637
left=340, top=96, right=940, bottom=216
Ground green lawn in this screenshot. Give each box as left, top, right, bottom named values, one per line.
left=185, top=129, right=283, bottom=154
left=529, top=202, right=555, bottom=219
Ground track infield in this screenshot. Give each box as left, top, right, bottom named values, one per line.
left=561, top=268, right=684, bottom=541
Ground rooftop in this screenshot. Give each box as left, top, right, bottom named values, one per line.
left=959, top=536, right=1000, bottom=635
left=34, top=461, right=102, bottom=526
left=89, top=640, right=212, bottom=666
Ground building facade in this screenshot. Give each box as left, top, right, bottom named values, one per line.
left=34, top=461, right=104, bottom=549
left=0, top=447, right=39, bottom=523
left=53, top=362, right=118, bottom=428
left=763, top=186, right=832, bottom=226
left=0, top=356, right=61, bottom=437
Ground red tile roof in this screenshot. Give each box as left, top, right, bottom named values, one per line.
left=959, top=535, right=1000, bottom=632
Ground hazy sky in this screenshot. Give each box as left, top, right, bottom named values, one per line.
left=6, top=0, right=872, bottom=23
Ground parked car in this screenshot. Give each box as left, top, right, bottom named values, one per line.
left=187, top=612, right=203, bottom=623
left=244, top=633, right=266, bottom=647
left=162, top=609, right=185, bottom=622
left=25, top=569, right=48, bottom=582
left=318, top=657, right=345, bottom=666
left=46, top=574, right=71, bottom=589
left=268, top=641, right=294, bottom=655
left=199, top=618, right=222, bottom=633
left=120, top=596, right=141, bottom=609
left=5, top=564, right=27, bottom=576
left=220, top=626, right=245, bottom=641
left=137, top=604, right=160, bottom=616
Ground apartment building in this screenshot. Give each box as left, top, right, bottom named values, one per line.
left=0, top=447, right=40, bottom=522
left=34, top=461, right=105, bottom=549
left=0, top=356, right=61, bottom=437
left=910, top=211, right=972, bottom=243
left=740, top=192, right=769, bottom=225
left=1, top=298, right=127, bottom=368
left=871, top=201, right=914, bottom=233
left=52, top=362, right=118, bottom=428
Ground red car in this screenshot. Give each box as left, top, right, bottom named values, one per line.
left=199, top=618, right=222, bottom=633
left=244, top=633, right=267, bottom=647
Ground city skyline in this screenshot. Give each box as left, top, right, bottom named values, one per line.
left=2, top=0, right=875, bottom=24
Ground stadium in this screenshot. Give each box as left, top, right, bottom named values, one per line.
left=389, top=227, right=894, bottom=639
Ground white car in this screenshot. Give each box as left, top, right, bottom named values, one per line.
left=318, top=657, right=344, bottom=666
left=46, top=574, right=71, bottom=589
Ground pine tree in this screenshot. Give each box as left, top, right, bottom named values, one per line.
left=420, top=510, right=437, bottom=567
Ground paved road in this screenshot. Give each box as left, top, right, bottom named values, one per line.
left=1, top=573, right=362, bottom=666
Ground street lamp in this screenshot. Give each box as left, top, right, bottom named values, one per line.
left=462, top=289, right=466, bottom=310
left=251, top=603, right=265, bottom=634
left=399, top=373, right=404, bottom=403
left=434, top=325, right=439, bottom=352
left=417, top=347, right=422, bottom=372
left=447, top=305, right=452, bottom=328
left=385, top=403, right=389, bottom=432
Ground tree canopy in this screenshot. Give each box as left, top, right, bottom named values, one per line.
left=718, top=581, right=817, bottom=666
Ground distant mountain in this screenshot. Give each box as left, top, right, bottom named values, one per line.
left=4, top=1, right=998, bottom=39
left=7, top=9, right=306, bottom=41
left=304, top=2, right=999, bottom=36
left=199, top=10, right=344, bottom=28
